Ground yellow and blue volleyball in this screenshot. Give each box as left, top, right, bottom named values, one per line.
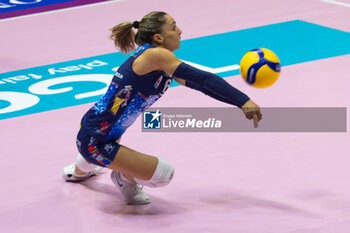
left=239, top=48, right=281, bottom=88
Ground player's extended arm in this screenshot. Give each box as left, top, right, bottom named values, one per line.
left=151, top=48, right=249, bottom=108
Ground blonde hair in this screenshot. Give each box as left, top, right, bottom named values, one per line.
left=110, top=11, right=167, bottom=54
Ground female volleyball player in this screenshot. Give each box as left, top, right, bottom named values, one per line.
left=63, top=11, right=262, bottom=205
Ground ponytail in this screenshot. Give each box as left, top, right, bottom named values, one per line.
left=109, top=22, right=136, bottom=54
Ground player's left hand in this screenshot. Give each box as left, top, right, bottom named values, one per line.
left=241, top=99, right=262, bottom=128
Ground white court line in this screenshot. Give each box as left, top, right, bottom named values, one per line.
left=0, top=0, right=125, bottom=22
left=320, top=0, right=350, bottom=8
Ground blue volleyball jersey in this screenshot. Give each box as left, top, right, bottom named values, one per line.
left=81, top=44, right=173, bottom=142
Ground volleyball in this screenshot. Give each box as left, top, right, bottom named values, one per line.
left=239, top=48, right=281, bottom=88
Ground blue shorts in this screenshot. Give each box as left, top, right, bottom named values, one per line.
left=76, top=127, right=120, bottom=167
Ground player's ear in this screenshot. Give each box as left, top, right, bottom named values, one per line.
left=153, top=33, right=164, bottom=45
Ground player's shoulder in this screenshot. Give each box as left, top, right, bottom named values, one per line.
left=136, top=46, right=179, bottom=72
left=143, top=47, right=175, bottom=61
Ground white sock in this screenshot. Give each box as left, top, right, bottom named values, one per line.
left=75, top=154, right=97, bottom=173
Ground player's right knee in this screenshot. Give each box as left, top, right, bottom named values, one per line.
left=134, top=158, right=174, bottom=188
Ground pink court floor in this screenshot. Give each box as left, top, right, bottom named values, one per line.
left=1, top=0, right=350, bottom=232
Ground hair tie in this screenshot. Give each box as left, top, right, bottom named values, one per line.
left=132, top=21, right=140, bottom=29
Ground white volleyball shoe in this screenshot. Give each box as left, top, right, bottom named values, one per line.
left=110, top=171, right=150, bottom=205
left=62, top=163, right=103, bottom=182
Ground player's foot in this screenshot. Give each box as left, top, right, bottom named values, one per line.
left=110, top=171, right=150, bottom=205
left=62, top=163, right=103, bottom=182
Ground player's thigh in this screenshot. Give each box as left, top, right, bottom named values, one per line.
left=77, top=128, right=157, bottom=180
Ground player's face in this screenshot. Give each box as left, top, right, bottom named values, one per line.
left=158, top=14, right=182, bottom=51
